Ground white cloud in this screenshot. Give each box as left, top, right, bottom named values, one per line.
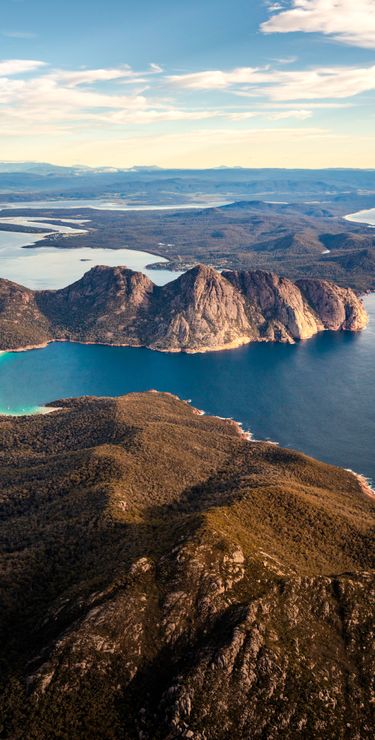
left=0, top=56, right=372, bottom=167
left=0, top=59, right=231, bottom=136
left=170, top=64, right=375, bottom=100
left=149, top=63, right=163, bottom=73
left=265, top=65, right=375, bottom=100
left=50, top=67, right=137, bottom=87
left=262, top=0, right=375, bottom=49
left=0, top=59, right=45, bottom=75
left=271, top=56, right=298, bottom=64
left=269, top=109, right=312, bottom=119
left=168, top=67, right=271, bottom=90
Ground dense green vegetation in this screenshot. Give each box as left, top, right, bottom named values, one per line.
left=0, top=392, right=374, bottom=738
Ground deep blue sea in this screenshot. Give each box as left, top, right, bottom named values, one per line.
left=1, top=295, right=374, bottom=482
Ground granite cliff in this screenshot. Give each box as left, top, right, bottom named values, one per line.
left=0, top=392, right=374, bottom=738
left=0, top=264, right=368, bottom=353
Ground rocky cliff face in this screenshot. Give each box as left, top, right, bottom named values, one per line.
left=224, top=269, right=323, bottom=341
left=0, top=264, right=368, bottom=352
left=144, top=265, right=254, bottom=351
left=297, top=277, right=367, bottom=331
left=0, top=392, right=374, bottom=738
left=0, top=277, right=51, bottom=349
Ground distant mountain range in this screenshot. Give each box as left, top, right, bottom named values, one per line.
left=0, top=265, right=367, bottom=353
left=0, top=162, right=374, bottom=199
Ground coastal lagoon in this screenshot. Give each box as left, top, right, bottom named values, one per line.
left=0, top=217, right=183, bottom=288
left=1, top=295, right=374, bottom=482
left=0, top=198, right=228, bottom=211
left=345, top=208, right=375, bottom=226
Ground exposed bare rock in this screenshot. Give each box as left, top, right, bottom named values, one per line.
left=0, top=264, right=368, bottom=352
left=224, top=269, right=323, bottom=341
left=297, top=277, right=369, bottom=331
left=145, top=265, right=254, bottom=351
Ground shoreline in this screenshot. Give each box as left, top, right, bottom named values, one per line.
left=344, top=208, right=375, bottom=227
left=0, top=336, right=267, bottom=356
left=2, top=389, right=372, bottom=503
left=346, top=469, right=375, bottom=499
left=1, top=311, right=370, bottom=358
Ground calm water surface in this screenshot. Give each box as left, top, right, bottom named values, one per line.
left=0, top=217, right=182, bottom=288
left=1, top=295, right=374, bottom=482
left=345, top=207, right=375, bottom=226
left=0, top=198, right=228, bottom=211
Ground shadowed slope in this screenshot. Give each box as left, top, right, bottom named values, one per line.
left=0, top=392, right=374, bottom=738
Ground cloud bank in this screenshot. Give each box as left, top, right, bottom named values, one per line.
left=262, top=0, right=375, bottom=49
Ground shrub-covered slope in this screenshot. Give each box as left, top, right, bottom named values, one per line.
left=0, top=392, right=374, bottom=738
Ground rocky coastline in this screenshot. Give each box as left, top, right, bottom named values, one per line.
left=0, top=264, right=368, bottom=354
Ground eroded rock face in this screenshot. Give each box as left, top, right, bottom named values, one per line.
left=0, top=264, right=368, bottom=352
left=297, top=278, right=368, bottom=331
left=225, top=269, right=323, bottom=341
left=146, top=265, right=254, bottom=351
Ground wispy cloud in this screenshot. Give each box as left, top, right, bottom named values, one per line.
left=0, top=55, right=372, bottom=169
left=269, top=109, right=312, bottom=119
left=0, top=60, right=230, bottom=137
left=170, top=64, right=375, bottom=100
left=0, top=59, right=45, bottom=75
left=262, top=0, right=375, bottom=49
left=168, top=67, right=271, bottom=90
left=1, top=31, right=37, bottom=39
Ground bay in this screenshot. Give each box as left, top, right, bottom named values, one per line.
left=1, top=295, right=374, bottom=483
left=0, top=217, right=182, bottom=288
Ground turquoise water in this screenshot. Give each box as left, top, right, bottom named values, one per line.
left=1, top=295, right=374, bottom=482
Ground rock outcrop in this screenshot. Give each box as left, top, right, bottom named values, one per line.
left=0, top=264, right=368, bottom=352
left=0, top=392, right=374, bottom=738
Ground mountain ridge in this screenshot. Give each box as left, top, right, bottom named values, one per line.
left=0, top=391, right=374, bottom=738
left=0, top=264, right=368, bottom=353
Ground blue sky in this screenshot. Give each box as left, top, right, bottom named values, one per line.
left=1, top=0, right=375, bottom=167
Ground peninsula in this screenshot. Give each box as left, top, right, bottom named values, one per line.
left=0, top=392, right=373, bottom=737
left=0, top=264, right=368, bottom=353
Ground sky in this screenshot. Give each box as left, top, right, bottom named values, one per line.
left=1, top=0, right=375, bottom=168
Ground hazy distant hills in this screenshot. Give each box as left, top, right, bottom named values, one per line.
left=0, top=163, right=375, bottom=201
left=1, top=165, right=374, bottom=291
left=0, top=391, right=374, bottom=738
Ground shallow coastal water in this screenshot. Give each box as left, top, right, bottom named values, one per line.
left=0, top=198, right=228, bottom=211
left=1, top=295, right=374, bottom=482
left=0, top=220, right=182, bottom=288
left=345, top=207, right=375, bottom=226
